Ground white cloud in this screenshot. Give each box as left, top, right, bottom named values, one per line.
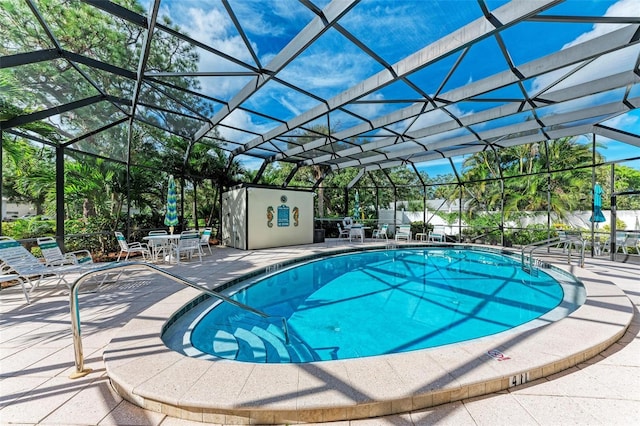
left=278, top=95, right=301, bottom=116
left=279, top=50, right=368, bottom=93
left=531, top=0, right=639, bottom=95
left=600, top=110, right=640, bottom=135
left=227, top=1, right=296, bottom=38
left=159, top=2, right=258, bottom=99
left=404, top=105, right=466, bottom=134
left=235, top=153, right=265, bottom=171
left=218, top=109, right=274, bottom=144
left=525, top=0, right=639, bottom=129
left=347, top=92, right=387, bottom=122
left=562, top=0, right=637, bottom=48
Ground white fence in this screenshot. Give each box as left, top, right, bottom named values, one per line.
left=378, top=209, right=640, bottom=236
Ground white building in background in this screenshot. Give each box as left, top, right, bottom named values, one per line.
left=1, top=198, right=36, bottom=220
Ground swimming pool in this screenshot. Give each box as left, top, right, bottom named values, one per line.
left=167, top=247, right=584, bottom=364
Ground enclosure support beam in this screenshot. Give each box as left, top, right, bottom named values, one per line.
left=610, top=164, right=617, bottom=260
left=591, top=133, right=597, bottom=257
left=0, top=130, right=3, bottom=236
left=56, top=146, right=65, bottom=248
left=252, top=160, right=269, bottom=184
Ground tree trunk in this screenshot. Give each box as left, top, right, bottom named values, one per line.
left=192, top=182, right=198, bottom=230
left=83, top=198, right=95, bottom=219
left=317, top=184, right=325, bottom=217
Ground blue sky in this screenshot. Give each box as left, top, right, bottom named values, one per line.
left=146, top=0, right=639, bottom=176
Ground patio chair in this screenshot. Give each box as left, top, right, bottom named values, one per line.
left=37, top=237, right=93, bottom=267
left=601, top=231, right=627, bottom=254
left=556, top=230, right=570, bottom=252
left=342, top=217, right=354, bottom=230
left=171, top=230, right=203, bottom=264
left=556, top=230, right=585, bottom=253
left=621, top=234, right=639, bottom=254
left=349, top=224, right=364, bottom=243
left=395, top=225, right=412, bottom=242
left=583, top=235, right=603, bottom=256
left=146, top=230, right=169, bottom=262
left=337, top=223, right=350, bottom=240
left=428, top=231, right=445, bottom=242
left=372, top=224, right=388, bottom=240
left=114, top=231, right=150, bottom=262
left=200, top=227, right=213, bottom=255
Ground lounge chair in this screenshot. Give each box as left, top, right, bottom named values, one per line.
left=0, top=273, right=28, bottom=304
left=115, top=231, right=150, bottom=261
left=395, top=225, right=412, bottom=242
left=37, top=237, right=93, bottom=267
left=0, top=237, right=106, bottom=301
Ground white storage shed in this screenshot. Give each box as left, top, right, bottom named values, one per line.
left=221, top=185, right=314, bottom=250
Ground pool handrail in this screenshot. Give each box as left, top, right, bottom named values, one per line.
left=68, top=261, right=290, bottom=379
left=521, top=232, right=585, bottom=272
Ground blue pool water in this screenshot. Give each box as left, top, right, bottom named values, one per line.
left=187, top=248, right=574, bottom=363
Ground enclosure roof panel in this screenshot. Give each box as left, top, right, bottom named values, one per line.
left=0, top=0, right=638, bottom=173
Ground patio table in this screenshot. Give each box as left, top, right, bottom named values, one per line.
left=142, top=234, right=181, bottom=263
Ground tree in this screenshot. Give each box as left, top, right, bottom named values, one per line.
left=453, top=138, right=601, bottom=219
left=1, top=137, right=54, bottom=214
left=1, top=0, right=235, bottom=233
left=612, top=165, right=640, bottom=209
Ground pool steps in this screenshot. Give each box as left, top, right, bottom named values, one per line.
left=210, top=321, right=318, bottom=363
left=234, top=328, right=267, bottom=362
left=251, top=326, right=291, bottom=362
left=212, top=330, right=238, bottom=358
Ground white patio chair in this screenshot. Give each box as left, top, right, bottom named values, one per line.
left=428, top=231, right=445, bottom=242
left=337, top=223, right=350, bottom=240
left=200, top=227, right=213, bottom=255
left=171, top=230, right=203, bottom=264
left=342, top=217, right=354, bottom=230
left=37, top=237, right=93, bottom=267
left=395, top=225, right=412, bottom=242
left=349, top=224, right=364, bottom=242
left=601, top=232, right=627, bottom=254
left=147, top=230, right=169, bottom=262
left=621, top=234, right=639, bottom=254
left=114, top=231, right=150, bottom=261
left=583, top=236, right=602, bottom=256
left=372, top=224, right=388, bottom=240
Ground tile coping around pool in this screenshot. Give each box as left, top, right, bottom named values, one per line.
left=103, top=245, right=634, bottom=425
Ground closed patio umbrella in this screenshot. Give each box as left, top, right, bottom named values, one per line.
left=164, top=175, right=178, bottom=234
left=589, top=183, right=606, bottom=226
left=353, top=190, right=361, bottom=221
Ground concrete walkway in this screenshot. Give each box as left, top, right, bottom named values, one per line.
left=1, top=241, right=638, bottom=425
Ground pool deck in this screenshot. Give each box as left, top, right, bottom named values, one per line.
left=1, top=240, right=638, bottom=425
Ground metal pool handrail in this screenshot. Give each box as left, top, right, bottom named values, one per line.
left=521, top=234, right=585, bottom=272
left=69, top=261, right=290, bottom=379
